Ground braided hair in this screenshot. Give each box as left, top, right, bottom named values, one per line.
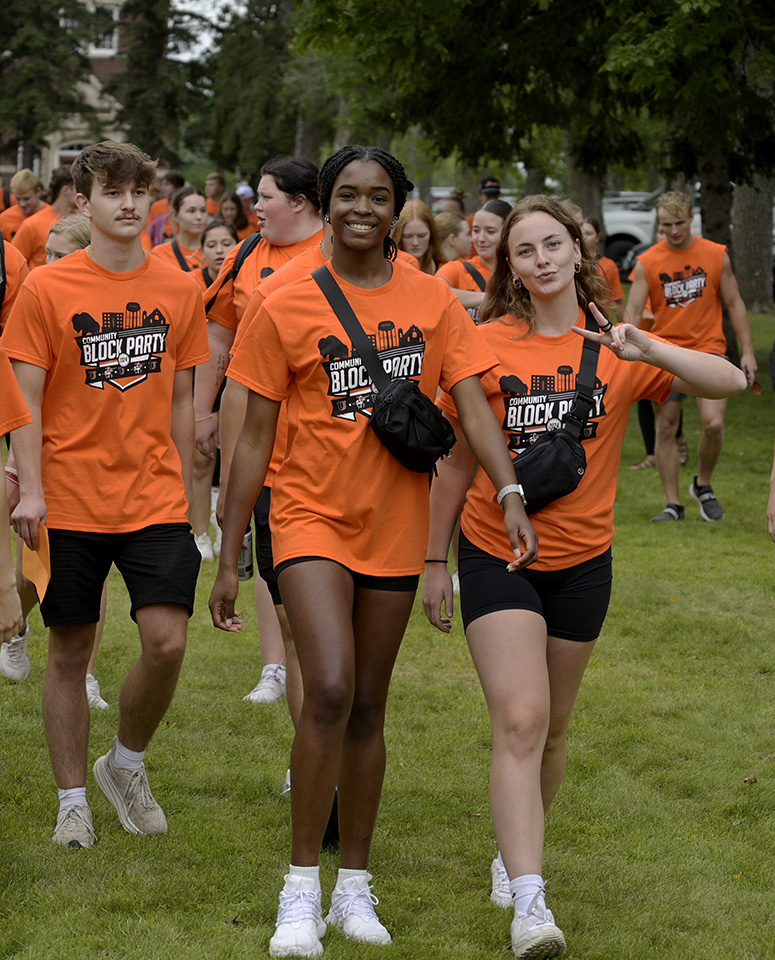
left=318, top=145, right=414, bottom=262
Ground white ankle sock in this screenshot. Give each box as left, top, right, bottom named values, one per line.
left=336, top=867, right=368, bottom=887
left=58, top=787, right=87, bottom=812
left=113, top=739, right=145, bottom=770
left=289, top=864, right=320, bottom=886
left=510, top=874, right=546, bottom=915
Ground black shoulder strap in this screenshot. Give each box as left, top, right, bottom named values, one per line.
left=204, top=231, right=262, bottom=314
left=563, top=310, right=601, bottom=440
left=462, top=259, right=487, bottom=291
left=2, top=190, right=10, bottom=210
left=171, top=237, right=191, bottom=272
left=312, top=265, right=391, bottom=393
left=0, top=229, right=6, bottom=313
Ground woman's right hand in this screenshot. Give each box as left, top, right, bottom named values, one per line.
left=422, top=563, right=454, bottom=633
left=209, top=568, right=244, bottom=632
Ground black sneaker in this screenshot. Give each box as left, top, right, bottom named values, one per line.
left=650, top=503, right=685, bottom=522
left=689, top=477, right=724, bottom=521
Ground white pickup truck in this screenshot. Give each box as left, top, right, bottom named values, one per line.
left=603, top=190, right=702, bottom=264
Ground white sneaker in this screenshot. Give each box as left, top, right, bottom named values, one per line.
left=269, top=873, right=326, bottom=957
left=212, top=518, right=222, bottom=557
left=511, top=889, right=566, bottom=958
left=282, top=768, right=291, bottom=796
left=93, top=738, right=168, bottom=836
left=491, top=855, right=512, bottom=908
left=194, top=532, right=214, bottom=562
left=53, top=804, right=97, bottom=849
left=243, top=663, right=286, bottom=703
left=1, top=623, right=30, bottom=681
left=86, top=673, right=109, bottom=710
left=326, top=873, right=392, bottom=945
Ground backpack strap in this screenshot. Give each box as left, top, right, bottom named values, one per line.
left=204, top=231, right=262, bottom=314
left=312, top=265, right=391, bottom=393
left=461, top=259, right=487, bottom=291
left=563, top=311, right=601, bottom=441
left=171, top=238, right=191, bottom=272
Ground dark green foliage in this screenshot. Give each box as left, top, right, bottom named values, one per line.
left=0, top=0, right=102, bottom=164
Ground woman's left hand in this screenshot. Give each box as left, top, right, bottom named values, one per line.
left=422, top=563, right=454, bottom=633
left=572, top=302, right=654, bottom=363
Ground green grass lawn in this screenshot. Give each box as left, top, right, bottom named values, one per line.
left=2, top=314, right=774, bottom=959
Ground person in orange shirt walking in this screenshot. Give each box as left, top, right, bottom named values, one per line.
left=4, top=141, right=208, bottom=851
left=423, top=195, right=746, bottom=959
left=626, top=191, right=756, bottom=521
left=11, top=167, right=78, bottom=269
left=0, top=169, right=47, bottom=240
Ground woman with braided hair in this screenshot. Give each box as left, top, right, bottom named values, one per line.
left=210, top=144, right=537, bottom=957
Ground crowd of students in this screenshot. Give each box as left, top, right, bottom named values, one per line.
left=0, top=142, right=756, bottom=960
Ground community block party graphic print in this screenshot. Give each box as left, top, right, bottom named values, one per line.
left=500, top=368, right=606, bottom=454
left=318, top=320, right=425, bottom=419
left=72, top=302, right=170, bottom=390
left=660, top=265, right=708, bottom=309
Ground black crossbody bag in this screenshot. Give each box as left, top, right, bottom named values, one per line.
left=513, top=313, right=601, bottom=514
left=312, top=265, right=456, bottom=474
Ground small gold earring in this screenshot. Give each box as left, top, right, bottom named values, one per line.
left=574, top=261, right=581, bottom=273
left=512, top=275, right=523, bottom=289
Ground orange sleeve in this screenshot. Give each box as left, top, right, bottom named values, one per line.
left=0, top=339, right=32, bottom=434
left=1, top=241, right=30, bottom=332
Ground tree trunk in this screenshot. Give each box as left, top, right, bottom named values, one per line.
left=332, top=96, right=353, bottom=153
left=731, top=175, right=774, bottom=315
left=293, top=115, right=320, bottom=161
left=566, top=156, right=603, bottom=231
left=524, top=166, right=545, bottom=195
left=697, top=150, right=732, bottom=248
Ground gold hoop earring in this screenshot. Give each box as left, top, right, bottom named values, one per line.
left=574, top=261, right=581, bottom=273
left=512, top=275, right=523, bottom=289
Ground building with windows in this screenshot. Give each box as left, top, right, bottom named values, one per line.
left=1, top=1, right=127, bottom=185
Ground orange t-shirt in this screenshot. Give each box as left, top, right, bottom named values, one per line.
left=0, top=202, right=49, bottom=241
left=0, top=340, right=32, bottom=435
left=597, top=256, right=624, bottom=301
left=436, top=255, right=491, bottom=292
left=149, top=197, right=169, bottom=221
left=151, top=239, right=204, bottom=272
left=396, top=249, right=420, bottom=270
left=0, top=191, right=16, bottom=214
left=205, top=229, right=325, bottom=330
left=636, top=237, right=726, bottom=354
left=235, top=244, right=330, bottom=487
left=3, top=249, right=209, bottom=533
left=206, top=197, right=222, bottom=218
left=191, top=266, right=217, bottom=293
left=438, top=315, right=674, bottom=571
left=1, top=241, right=30, bottom=332
left=11, top=205, right=59, bottom=269
left=228, top=260, right=498, bottom=575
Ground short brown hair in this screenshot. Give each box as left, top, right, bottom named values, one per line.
left=655, top=191, right=693, bottom=219
left=71, top=141, right=157, bottom=198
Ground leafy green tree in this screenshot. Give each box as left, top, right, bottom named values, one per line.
left=0, top=0, right=101, bottom=166
left=106, top=0, right=206, bottom=165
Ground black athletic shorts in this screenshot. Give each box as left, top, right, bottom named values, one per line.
left=275, top=556, right=419, bottom=593
left=458, top=532, right=612, bottom=642
left=253, top=485, right=282, bottom=605
left=40, top=523, right=201, bottom=627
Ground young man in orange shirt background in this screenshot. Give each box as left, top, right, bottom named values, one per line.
left=626, top=191, right=756, bottom=522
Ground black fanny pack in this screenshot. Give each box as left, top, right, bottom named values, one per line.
left=312, top=265, right=456, bottom=474
left=513, top=314, right=600, bottom=514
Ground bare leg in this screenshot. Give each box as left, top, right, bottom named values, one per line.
left=338, top=585, right=415, bottom=869
left=117, top=603, right=188, bottom=752
left=44, top=623, right=96, bottom=788
left=277, top=561, right=414, bottom=867
left=695, top=397, right=726, bottom=487
left=86, top=582, right=108, bottom=676
left=192, top=445, right=217, bottom=539
left=653, top=398, right=683, bottom=505
left=466, top=609, right=549, bottom=879
left=254, top=574, right=285, bottom=666
left=540, top=635, right=597, bottom=812
left=277, top=602, right=302, bottom=728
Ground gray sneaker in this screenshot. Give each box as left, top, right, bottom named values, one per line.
left=93, top=738, right=168, bottom=836
left=53, top=804, right=97, bottom=849
left=1, top=623, right=30, bottom=681
left=690, top=477, right=725, bottom=521
left=650, top=503, right=685, bottom=522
